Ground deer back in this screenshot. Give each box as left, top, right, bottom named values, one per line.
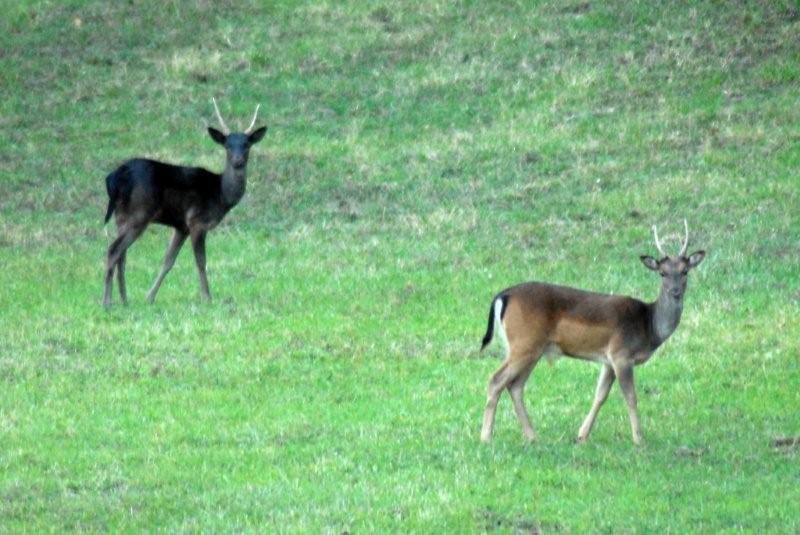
left=500, top=282, right=654, bottom=359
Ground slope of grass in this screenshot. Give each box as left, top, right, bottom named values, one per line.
left=1, top=1, right=799, bottom=532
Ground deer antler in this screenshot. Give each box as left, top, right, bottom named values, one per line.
left=653, top=220, right=690, bottom=257
left=244, top=104, right=261, bottom=134
left=652, top=225, right=667, bottom=257
left=679, top=219, right=689, bottom=256
left=211, top=97, right=230, bottom=134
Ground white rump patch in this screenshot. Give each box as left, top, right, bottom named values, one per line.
left=494, top=298, right=509, bottom=355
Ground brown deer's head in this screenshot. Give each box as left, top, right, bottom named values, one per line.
left=640, top=220, right=705, bottom=300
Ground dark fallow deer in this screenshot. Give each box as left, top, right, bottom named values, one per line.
left=102, top=98, right=267, bottom=308
left=479, top=221, right=705, bottom=445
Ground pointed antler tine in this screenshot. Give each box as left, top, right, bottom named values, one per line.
left=679, top=218, right=689, bottom=256
left=652, top=224, right=667, bottom=257
left=244, top=104, right=261, bottom=134
left=211, top=97, right=230, bottom=134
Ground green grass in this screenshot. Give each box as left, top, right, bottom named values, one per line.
left=1, top=0, right=799, bottom=532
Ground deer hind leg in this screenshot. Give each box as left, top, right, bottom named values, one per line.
left=481, top=345, right=543, bottom=443
left=508, top=358, right=540, bottom=442
left=147, top=229, right=188, bottom=304
left=577, top=364, right=615, bottom=443
left=104, top=234, right=125, bottom=308
left=190, top=230, right=211, bottom=301
left=116, top=251, right=128, bottom=304
left=481, top=360, right=510, bottom=443
left=103, top=223, right=146, bottom=308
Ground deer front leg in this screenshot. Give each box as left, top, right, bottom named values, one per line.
left=190, top=230, right=211, bottom=301
left=147, top=229, right=188, bottom=303
left=577, top=364, right=615, bottom=442
left=614, top=363, right=642, bottom=445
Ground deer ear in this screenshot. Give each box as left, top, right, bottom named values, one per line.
left=688, top=250, right=705, bottom=268
left=640, top=255, right=659, bottom=271
left=208, top=127, right=227, bottom=145
left=248, top=126, right=267, bottom=144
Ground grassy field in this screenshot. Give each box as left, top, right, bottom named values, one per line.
left=1, top=0, right=799, bottom=532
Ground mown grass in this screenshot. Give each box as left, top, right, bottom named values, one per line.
left=1, top=0, right=799, bottom=532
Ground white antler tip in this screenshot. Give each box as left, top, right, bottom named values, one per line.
left=211, top=96, right=230, bottom=134
left=679, top=219, right=690, bottom=256
left=245, top=103, right=261, bottom=134
left=652, top=224, right=667, bottom=257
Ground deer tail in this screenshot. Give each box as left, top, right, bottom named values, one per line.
left=104, top=167, right=122, bottom=224
left=480, top=294, right=508, bottom=352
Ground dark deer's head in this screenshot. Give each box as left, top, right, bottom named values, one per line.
left=640, top=220, right=705, bottom=301
left=208, top=98, right=267, bottom=169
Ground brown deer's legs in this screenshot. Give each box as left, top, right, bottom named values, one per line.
left=481, top=348, right=542, bottom=443
left=146, top=229, right=188, bottom=304
left=103, top=224, right=146, bottom=308
left=577, top=364, right=615, bottom=442
left=191, top=231, right=211, bottom=301
left=508, top=360, right=539, bottom=442
left=614, top=363, right=642, bottom=445
left=481, top=360, right=510, bottom=443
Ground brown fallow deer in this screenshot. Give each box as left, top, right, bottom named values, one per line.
left=479, top=221, right=705, bottom=445
left=102, top=99, right=267, bottom=308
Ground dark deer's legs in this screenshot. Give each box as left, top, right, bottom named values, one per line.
left=191, top=231, right=211, bottom=301
left=103, top=224, right=146, bottom=308
left=147, top=229, right=188, bottom=304
left=577, top=364, right=615, bottom=442
left=116, top=251, right=128, bottom=304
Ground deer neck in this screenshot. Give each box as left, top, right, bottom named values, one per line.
left=650, top=286, right=684, bottom=347
left=221, top=163, right=247, bottom=208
